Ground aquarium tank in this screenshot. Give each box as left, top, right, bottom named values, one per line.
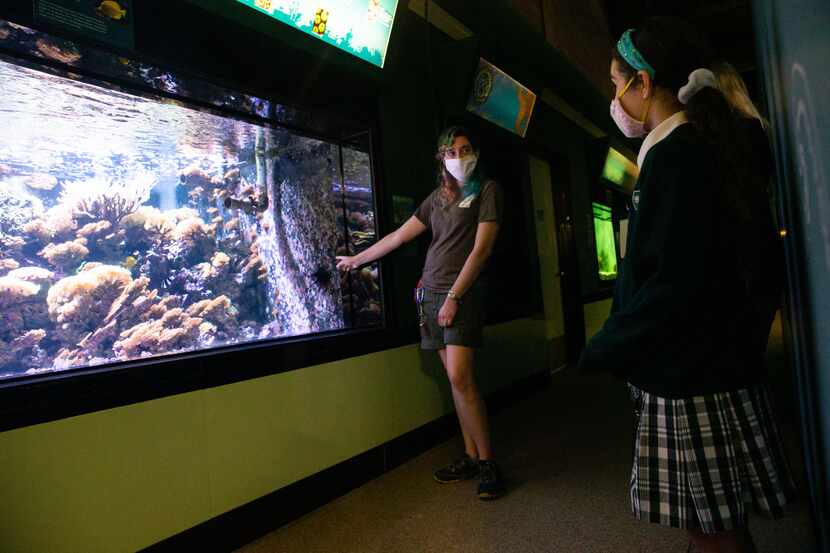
left=592, top=202, right=618, bottom=281
left=0, top=19, right=382, bottom=380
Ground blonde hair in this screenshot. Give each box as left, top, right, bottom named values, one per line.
left=711, top=61, right=768, bottom=129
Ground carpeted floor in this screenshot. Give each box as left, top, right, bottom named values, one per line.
left=236, top=315, right=817, bottom=553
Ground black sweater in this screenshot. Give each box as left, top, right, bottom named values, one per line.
left=578, top=122, right=781, bottom=398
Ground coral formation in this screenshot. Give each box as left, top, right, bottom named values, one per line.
left=0, top=258, right=20, bottom=272
left=8, top=266, right=56, bottom=288
left=39, top=239, right=89, bottom=270
left=0, top=65, right=381, bottom=377
left=60, top=172, right=156, bottom=225
left=46, top=265, right=132, bottom=343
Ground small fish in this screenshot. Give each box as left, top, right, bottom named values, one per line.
left=313, top=9, right=329, bottom=35
left=97, top=0, right=127, bottom=20
left=122, top=255, right=137, bottom=270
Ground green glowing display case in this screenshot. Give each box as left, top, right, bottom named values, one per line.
left=592, top=202, right=618, bottom=281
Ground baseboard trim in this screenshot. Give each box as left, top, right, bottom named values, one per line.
left=141, top=369, right=552, bottom=553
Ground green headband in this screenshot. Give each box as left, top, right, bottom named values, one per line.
left=617, top=29, right=656, bottom=78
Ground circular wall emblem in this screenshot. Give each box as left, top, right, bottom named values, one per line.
left=471, top=67, right=494, bottom=105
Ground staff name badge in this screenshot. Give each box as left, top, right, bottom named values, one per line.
left=458, top=194, right=478, bottom=208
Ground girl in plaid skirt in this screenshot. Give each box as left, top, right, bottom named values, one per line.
left=579, top=17, right=796, bottom=553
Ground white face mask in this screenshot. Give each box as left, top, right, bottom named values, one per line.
left=445, top=154, right=478, bottom=183
left=610, top=75, right=652, bottom=138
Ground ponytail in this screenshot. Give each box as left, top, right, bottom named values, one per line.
left=685, top=86, right=752, bottom=215
left=686, top=85, right=762, bottom=289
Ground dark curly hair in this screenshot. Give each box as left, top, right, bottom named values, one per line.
left=434, top=125, right=485, bottom=206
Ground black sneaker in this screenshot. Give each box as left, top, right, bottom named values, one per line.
left=477, top=460, right=505, bottom=500
left=433, top=455, right=480, bottom=484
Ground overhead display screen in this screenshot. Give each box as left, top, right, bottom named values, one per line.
left=234, top=0, right=398, bottom=68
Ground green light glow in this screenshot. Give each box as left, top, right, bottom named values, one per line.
left=602, top=147, right=638, bottom=188
left=593, top=202, right=618, bottom=281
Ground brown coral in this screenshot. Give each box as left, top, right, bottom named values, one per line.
left=172, top=217, right=216, bottom=260
left=22, top=219, right=55, bottom=243
left=0, top=259, right=20, bottom=273
left=76, top=220, right=122, bottom=258
left=23, top=206, right=78, bottom=246
left=0, top=236, right=25, bottom=256
left=39, top=239, right=89, bottom=270
left=146, top=295, right=182, bottom=321
left=12, top=329, right=46, bottom=351
left=113, top=307, right=203, bottom=359
left=186, top=295, right=238, bottom=330
left=46, top=265, right=132, bottom=343
left=8, top=267, right=56, bottom=288
left=0, top=276, right=41, bottom=309
left=75, top=278, right=167, bottom=356
left=120, top=207, right=170, bottom=241
left=77, top=220, right=112, bottom=238
left=103, top=277, right=157, bottom=324
left=211, top=252, right=231, bottom=270
left=79, top=262, right=104, bottom=272
left=0, top=276, right=48, bottom=336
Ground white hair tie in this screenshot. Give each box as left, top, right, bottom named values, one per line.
left=678, top=68, right=719, bottom=104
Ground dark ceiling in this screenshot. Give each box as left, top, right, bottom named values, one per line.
left=602, top=0, right=761, bottom=99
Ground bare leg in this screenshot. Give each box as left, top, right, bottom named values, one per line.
left=438, top=348, right=478, bottom=459
left=687, top=527, right=758, bottom=553
left=444, top=345, right=493, bottom=460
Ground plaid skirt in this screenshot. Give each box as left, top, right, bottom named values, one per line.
left=629, top=385, right=796, bottom=534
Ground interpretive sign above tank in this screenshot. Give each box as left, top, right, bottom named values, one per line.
left=234, top=0, right=399, bottom=68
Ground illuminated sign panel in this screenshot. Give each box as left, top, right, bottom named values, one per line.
left=234, top=0, right=398, bottom=68
left=466, top=58, right=536, bottom=138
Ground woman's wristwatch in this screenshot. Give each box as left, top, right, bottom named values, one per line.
left=447, top=290, right=462, bottom=303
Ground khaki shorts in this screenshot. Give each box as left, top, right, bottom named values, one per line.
left=417, top=286, right=484, bottom=350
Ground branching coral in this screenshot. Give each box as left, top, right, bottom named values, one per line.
left=60, top=171, right=157, bottom=225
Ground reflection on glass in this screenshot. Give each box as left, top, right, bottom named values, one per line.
left=339, top=147, right=382, bottom=327
left=0, top=39, right=377, bottom=379
left=601, top=147, right=639, bottom=190
left=592, top=202, right=618, bottom=281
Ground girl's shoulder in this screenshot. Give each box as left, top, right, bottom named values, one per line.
left=481, top=179, right=501, bottom=194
